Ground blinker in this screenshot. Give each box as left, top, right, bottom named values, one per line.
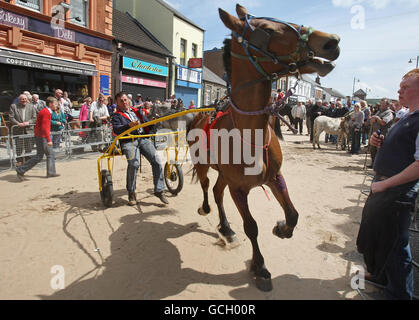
left=248, top=28, right=271, bottom=53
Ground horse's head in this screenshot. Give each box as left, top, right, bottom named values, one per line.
left=219, top=4, right=340, bottom=79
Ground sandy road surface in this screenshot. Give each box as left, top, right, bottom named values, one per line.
left=0, top=131, right=383, bottom=300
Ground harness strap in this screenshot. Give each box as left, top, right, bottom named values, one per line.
left=229, top=110, right=272, bottom=171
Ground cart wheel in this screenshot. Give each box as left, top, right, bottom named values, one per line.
left=164, top=162, right=183, bottom=195
left=100, top=170, right=113, bottom=207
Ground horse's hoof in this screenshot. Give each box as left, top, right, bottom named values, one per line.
left=198, top=206, right=211, bottom=216
left=255, top=276, right=273, bottom=292
left=216, top=227, right=239, bottom=249
left=273, top=221, right=293, bottom=239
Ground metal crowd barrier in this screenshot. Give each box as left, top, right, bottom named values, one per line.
left=0, top=125, right=12, bottom=172
left=0, top=121, right=115, bottom=172
left=10, top=124, right=37, bottom=166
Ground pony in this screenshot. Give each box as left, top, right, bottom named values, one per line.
left=187, top=4, right=340, bottom=291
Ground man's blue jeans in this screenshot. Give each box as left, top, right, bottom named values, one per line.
left=122, top=138, right=165, bottom=193
left=384, top=207, right=414, bottom=300
left=17, top=137, right=56, bottom=176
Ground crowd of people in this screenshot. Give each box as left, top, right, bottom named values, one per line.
left=272, top=88, right=409, bottom=165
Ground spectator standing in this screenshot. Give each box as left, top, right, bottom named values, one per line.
left=78, top=97, right=92, bottom=142
left=62, top=91, right=73, bottom=118
left=50, top=106, right=66, bottom=149
left=188, top=100, right=196, bottom=110
left=367, top=98, right=394, bottom=168
left=32, top=94, right=46, bottom=113
left=305, top=99, right=314, bottom=137
left=309, top=99, right=326, bottom=142
left=350, top=103, right=364, bottom=154
left=361, top=100, right=371, bottom=145
left=54, top=89, right=65, bottom=113
left=127, top=94, right=133, bottom=107
left=326, top=102, right=339, bottom=144
left=15, top=97, right=60, bottom=180
left=134, top=94, right=143, bottom=107
left=107, top=97, right=117, bottom=116
left=356, top=69, right=419, bottom=300
left=394, top=102, right=409, bottom=124
left=291, top=101, right=306, bottom=135
left=9, top=94, right=37, bottom=165
left=89, top=94, right=110, bottom=149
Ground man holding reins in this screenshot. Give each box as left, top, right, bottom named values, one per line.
left=111, top=92, right=168, bottom=206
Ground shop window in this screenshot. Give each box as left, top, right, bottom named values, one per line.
left=192, top=43, right=198, bottom=58
left=205, top=85, right=211, bottom=106
left=70, top=0, right=89, bottom=27
left=16, top=0, right=41, bottom=12
left=180, top=38, right=187, bottom=66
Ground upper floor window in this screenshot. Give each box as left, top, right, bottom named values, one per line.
left=180, top=38, right=187, bottom=66
left=70, top=0, right=89, bottom=27
left=192, top=43, right=197, bottom=58
left=16, top=0, right=41, bottom=12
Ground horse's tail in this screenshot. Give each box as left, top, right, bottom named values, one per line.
left=274, top=117, right=284, bottom=141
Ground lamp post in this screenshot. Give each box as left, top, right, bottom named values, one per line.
left=352, top=77, right=360, bottom=101
left=408, top=56, right=419, bottom=69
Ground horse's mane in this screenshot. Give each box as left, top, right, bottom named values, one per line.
left=223, top=38, right=232, bottom=82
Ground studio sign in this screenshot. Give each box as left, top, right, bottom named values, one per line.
left=0, top=9, right=28, bottom=30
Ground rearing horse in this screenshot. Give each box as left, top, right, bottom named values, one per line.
left=187, top=4, right=340, bottom=291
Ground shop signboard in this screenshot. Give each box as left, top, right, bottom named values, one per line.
left=177, top=66, right=202, bottom=84
left=100, top=75, right=110, bottom=95
left=0, top=8, right=28, bottom=30
left=121, top=75, right=167, bottom=88
left=122, top=57, right=168, bottom=77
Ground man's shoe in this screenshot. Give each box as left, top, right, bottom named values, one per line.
left=128, top=192, right=137, bottom=206
left=47, top=174, right=61, bottom=178
left=155, top=192, right=169, bottom=205
left=16, top=169, right=25, bottom=181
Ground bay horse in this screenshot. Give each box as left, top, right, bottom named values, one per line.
left=187, top=4, right=340, bottom=291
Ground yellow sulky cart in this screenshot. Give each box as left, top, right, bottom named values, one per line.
left=97, top=108, right=215, bottom=207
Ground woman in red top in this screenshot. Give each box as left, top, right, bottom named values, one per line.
left=16, top=97, right=60, bottom=180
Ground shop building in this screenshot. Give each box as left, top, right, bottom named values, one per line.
left=112, top=9, right=172, bottom=102
left=115, top=0, right=205, bottom=107
left=0, top=0, right=113, bottom=111
left=202, top=66, right=227, bottom=106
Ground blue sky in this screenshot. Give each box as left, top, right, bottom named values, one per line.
left=164, top=0, right=419, bottom=99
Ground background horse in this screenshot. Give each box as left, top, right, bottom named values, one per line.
left=150, top=103, right=195, bottom=132
left=187, top=4, right=340, bottom=291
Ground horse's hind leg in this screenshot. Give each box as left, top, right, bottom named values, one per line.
left=267, top=173, right=299, bottom=239
left=213, top=174, right=238, bottom=246
left=229, top=188, right=272, bottom=292
left=195, top=164, right=211, bottom=216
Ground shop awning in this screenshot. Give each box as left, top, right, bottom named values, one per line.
left=0, top=47, right=97, bottom=76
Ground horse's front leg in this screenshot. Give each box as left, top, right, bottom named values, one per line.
left=213, top=175, right=238, bottom=246
left=267, top=173, right=299, bottom=239
left=229, top=188, right=272, bottom=292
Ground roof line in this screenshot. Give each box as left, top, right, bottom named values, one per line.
left=126, top=12, right=174, bottom=58
left=156, top=0, right=205, bottom=31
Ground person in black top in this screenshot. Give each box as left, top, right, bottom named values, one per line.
left=356, top=69, right=419, bottom=300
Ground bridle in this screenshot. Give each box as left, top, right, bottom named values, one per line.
left=225, top=13, right=314, bottom=122
left=231, top=13, right=315, bottom=84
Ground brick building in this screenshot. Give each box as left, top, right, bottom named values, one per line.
left=0, top=0, right=113, bottom=111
